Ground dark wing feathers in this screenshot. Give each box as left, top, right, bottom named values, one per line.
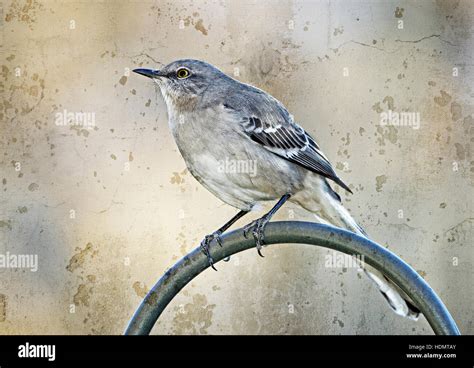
left=223, top=83, right=352, bottom=193
left=239, top=115, right=353, bottom=194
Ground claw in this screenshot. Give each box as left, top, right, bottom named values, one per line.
left=208, top=255, right=217, bottom=271
left=200, top=231, right=223, bottom=271
left=243, top=216, right=270, bottom=257
left=200, top=240, right=217, bottom=271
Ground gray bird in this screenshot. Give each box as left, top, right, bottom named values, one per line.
left=133, top=59, right=420, bottom=320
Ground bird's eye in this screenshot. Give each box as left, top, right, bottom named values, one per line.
left=176, top=68, right=190, bottom=79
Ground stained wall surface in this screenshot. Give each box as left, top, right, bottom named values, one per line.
left=0, top=0, right=473, bottom=334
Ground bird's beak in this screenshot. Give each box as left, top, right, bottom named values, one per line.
left=132, top=68, right=162, bottom=79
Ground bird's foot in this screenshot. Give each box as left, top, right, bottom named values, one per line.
left=243, top=215, right=270, bottom=257
left=200, top=231, right=223, bottom=271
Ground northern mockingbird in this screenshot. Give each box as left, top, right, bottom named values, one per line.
left=134, top=59, right=420, bottom=320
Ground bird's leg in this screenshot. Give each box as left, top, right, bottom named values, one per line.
left=243, top=194, right=291, bottom=257
left=200, top=210, right=249, bottom=270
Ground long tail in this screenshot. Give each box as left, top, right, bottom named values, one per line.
left=312, top=183, right=421, bottom=320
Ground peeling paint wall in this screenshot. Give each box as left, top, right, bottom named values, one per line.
left=1, top=0, right=473, bottom=335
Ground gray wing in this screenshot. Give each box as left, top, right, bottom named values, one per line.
left=239, top=115, right=353, bottom=194
left=222, top=86, right=352, bottom=193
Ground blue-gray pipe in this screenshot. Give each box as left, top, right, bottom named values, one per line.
left=124, top=221, right=460, bottom=335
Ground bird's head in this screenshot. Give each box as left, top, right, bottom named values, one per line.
left=133, top=59, right=228, bottom=111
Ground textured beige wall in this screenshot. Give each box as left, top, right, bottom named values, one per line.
left=0, top=0, right=472, bottom=335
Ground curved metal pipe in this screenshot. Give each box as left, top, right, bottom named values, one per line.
left=124, top=221, right=460, bottom=335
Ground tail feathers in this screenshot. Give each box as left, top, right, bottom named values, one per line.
left=364, top=269, right=420, bottom=321
left=320, top=187, right=421, bottom=321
